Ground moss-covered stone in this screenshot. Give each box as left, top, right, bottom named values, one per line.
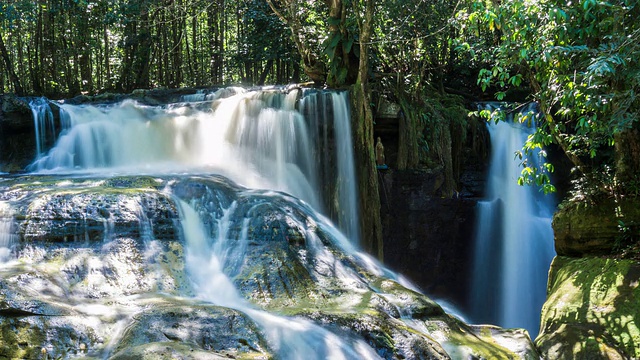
left=553, top=197, right=640, bottom=257
left=111, top=304, right=270, bottom=359
left=537, top=256, right=640, bottom=359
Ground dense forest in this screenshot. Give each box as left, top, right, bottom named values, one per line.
left=0, top=0, right=467, bottom=96
left=1, top=0, right=639, bottom=250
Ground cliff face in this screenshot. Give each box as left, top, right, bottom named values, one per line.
left=379, top=167, right=483, bottom=310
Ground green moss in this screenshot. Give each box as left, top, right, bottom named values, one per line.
left=538, top=256, right=640, bottom=358
left=442, top=328, right=517, bottom=360
left=0, top=318, right=46, bottom=359
left=102, top=176, right=163, bottom=190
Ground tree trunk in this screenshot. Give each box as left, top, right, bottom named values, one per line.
left=257, top=59, right=273, bottom=85
left=352, top=0, right=383, bottom=260
left=396, top=96, right=420, bottom=170
left=614, top=122, right=640, bottom=186
left=104, top=24, right=111, bottom=90
left=0, top=33, right=24, bottom=95
left=266, top=0, right=325, bottom=84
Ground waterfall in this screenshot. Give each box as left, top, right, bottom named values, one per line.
left=0, top=202, right=16, bottom=263
left=27, top=87, right=358, bottom=243
left=174, top=194, right=380, bottom=359
left=29, top=97, right=56, bottom=159
left=471, top=103, right=556, bottom=336
left=300, top=90, right=360, bottom=244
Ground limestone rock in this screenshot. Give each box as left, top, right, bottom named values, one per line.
left=537, top=256, right=640, bottom=359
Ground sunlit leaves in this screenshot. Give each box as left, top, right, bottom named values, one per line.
left=460, top=0, right=640, bottom=193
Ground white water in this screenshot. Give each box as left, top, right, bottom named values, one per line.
left=299, top=90, right=360, bottom=244
left=175, top=196, right=380, bottom=359
left=27, top=89, right=359, bottom=241
left=0, top=202, right=16, bottom=263
left=20, top=88, right=415, bottom=357
left=471, top=105, right=556, bottom=336
left=29, top=97, right=56, bottom=158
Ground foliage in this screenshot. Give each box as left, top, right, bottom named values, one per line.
left=459, top=0, right=640, bottom=195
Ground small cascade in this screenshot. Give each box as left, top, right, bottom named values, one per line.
left=0, top=201, right=16, bottom=263
left=300, top=90, right=360, bottom=244
left=29, top=97, right=56, bottom=158
left=471, top=103, right=556, bottom=336
left=180, top=87, right=244, bottom=103
left=180, top=89, right=207, bottom=102
left=174, top=193, right=380, bottom=359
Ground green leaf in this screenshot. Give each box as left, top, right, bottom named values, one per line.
left=343, top=37, right=354, bottom=53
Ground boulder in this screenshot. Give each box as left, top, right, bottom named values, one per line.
left=553, top=197, right=640, bottom=256
left=537, top=256, right=640, bottom=359
left=0, top=95, right=36, bottom=172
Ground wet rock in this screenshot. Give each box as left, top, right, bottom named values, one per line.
left=537, top=256, right=640, bottom=359
left=111, top=304, right=269, bottom=359
left=0, top=95, right=32, bottom=129
left=7, top=178, right=178, bottom=243
left=0, top=174, right=536, bottom=359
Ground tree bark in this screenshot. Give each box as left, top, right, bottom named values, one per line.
left=396, top=95, right=420, bottom=170
left=0, top=32, right=24, bottom=95
left=352, top=0, right=383, bottom=260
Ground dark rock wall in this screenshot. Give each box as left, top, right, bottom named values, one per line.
left=379, top=165, right=485, bottom=312
left=0, top=95, right=36, bottom=172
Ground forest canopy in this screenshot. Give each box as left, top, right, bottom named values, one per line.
left=1, top=0, right=638, bottom=200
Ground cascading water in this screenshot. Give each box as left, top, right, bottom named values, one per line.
left=0, top=201, right=15, bottom=263
left=300, top=89, right=360, bottom=245
left=29, top=97, right=56, bottom=158
left=21, top=89, right=381, bottom=356
left=174, top=194, right=381, bottom=359
left=27, top=89, right=359, bottom=237
left=471, top=103, right=556, bottom=337
left=0, top=88, right=542, bottom=358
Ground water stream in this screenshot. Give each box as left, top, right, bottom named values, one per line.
left=175, top=196, right=380, bottom=359
left=471, top=104, right=556, bottom=336
left=0, top=201, right=16, bottom=263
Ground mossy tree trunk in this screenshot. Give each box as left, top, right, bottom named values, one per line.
left=396, top=95, right=420, bottom=170
left=352, top=0, right=382, bottom=260
left=614, top=122, right=640, bottom=187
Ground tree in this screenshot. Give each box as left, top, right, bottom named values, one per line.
left=0, top=29, right=23, bottom=95
left=460, top=0, right=640, bottom=195
left=351, top=0, right=383, bottom=259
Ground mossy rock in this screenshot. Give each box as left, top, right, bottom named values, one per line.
left=553, top=197, right=640, bottom=256
left=111, top=304, right=270, bottom=358
left=537, top=256, right=640, bottom=359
